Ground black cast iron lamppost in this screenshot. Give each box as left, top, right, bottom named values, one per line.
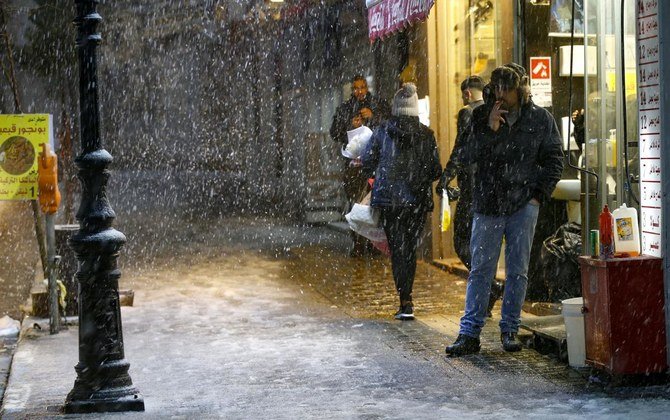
left=64, top=0, right=144, bottom=413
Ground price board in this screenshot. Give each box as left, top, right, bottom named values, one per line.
left=637, top=0, right=662, bottom=257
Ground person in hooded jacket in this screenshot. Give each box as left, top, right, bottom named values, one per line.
left=445, top=64, right=564, bottom=355
left=361, top=83, right=442, bottom=320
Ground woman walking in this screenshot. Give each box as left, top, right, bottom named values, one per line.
left=361, top=83, right=442, bottom=320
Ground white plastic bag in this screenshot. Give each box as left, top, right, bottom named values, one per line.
left=441, top=190, right=451, bottom=232
left=345, top=202, right=379, bottom=226
left=341, top=125, right=373, bottom=159
left=345, top=203, right=386, bottom=242
left=345, top=190, right=386, bottom=243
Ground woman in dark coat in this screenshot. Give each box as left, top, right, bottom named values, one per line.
left=361, top=83, right=442, bottom=320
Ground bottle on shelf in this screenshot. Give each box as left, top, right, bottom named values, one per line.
left=612, top=203, right=640, bottom=257
left=599, top=205, right=614, bottom=259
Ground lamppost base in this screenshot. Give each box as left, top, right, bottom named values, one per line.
left=63, top=391, right=144, bottom=414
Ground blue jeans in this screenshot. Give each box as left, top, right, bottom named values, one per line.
left=459, top=202, right=540, bottom=337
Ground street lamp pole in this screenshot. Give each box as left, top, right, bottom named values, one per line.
left=63, top=0, right=144, bottom=414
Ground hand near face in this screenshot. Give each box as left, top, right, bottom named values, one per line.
left=359, top=107, right=373, bottom=120
left=488, top=101, right=508, bottom=132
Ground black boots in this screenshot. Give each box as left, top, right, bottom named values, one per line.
left=486, top=280, right=505, bottom=318
left=445, top=334, right=481, bottom=356
left=501, top=332, right=523, bottom=352
left=446, top=333, right=523, bottom=355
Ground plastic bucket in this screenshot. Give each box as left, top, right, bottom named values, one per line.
left=562, top=297, right=586, bottom=368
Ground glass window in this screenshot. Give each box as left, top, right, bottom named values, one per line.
left=459, top=1, right=514, bottom=82
left=583, top=0, right=639, bottom=211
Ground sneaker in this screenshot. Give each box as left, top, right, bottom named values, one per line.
left=394, top=303, right=414, bottom=320
left=445, top=334, right=481, bottom=356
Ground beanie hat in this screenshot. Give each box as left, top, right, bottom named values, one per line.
left=392, top=83, right=419, bottom=117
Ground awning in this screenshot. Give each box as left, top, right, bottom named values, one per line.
left=367, top=0, right=435, bottom=42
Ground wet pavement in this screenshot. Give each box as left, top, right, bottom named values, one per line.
left=2, top=216, right=670, bottom=418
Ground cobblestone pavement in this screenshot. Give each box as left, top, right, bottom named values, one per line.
left=3, top=217, right=670, bottom=418
left=277, top=245, right=591, bottom=390
left=278, top=245, right=467, bottom=319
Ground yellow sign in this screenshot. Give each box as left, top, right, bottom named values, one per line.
left=0, top=114, right=53, bottom=200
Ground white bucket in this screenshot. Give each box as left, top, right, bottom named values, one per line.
left=562, top=297, right=586, bottom=368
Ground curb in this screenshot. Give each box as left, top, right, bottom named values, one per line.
left=0, top=334, right=19, bottom=410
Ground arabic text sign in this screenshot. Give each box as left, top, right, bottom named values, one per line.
left=636, top=0, right=661, bottom=257
left=368, top=0, right=434, bottom=42
left=529, top=57, right=552, bottom=108
left=0, top=114, right=53, bottom=201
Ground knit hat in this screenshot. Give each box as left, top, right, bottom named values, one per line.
left=392, top=83, right=419, bottom=117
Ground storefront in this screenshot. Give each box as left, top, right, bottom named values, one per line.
left=367, top=0, right=517, bottom=260
left=422, top=0, right=516, bottom=261
left=366, top=0, right=648, bottom=301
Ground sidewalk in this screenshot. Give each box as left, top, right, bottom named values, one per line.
left=0, top=335, right=17, bottom=411
left=3, top=221, right=670, bottom=418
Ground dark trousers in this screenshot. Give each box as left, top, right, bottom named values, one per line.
left=343, top=165, right=368, bottom=205
left=343, top=165, right=370, bottom=255
left=453, top=192, right=473, bottom=269
left=380, top=206, right=426, bottom=304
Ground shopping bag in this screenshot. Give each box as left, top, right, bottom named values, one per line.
left=345, top=202, right=378, bottom=226
left=345, top=191, right=386, bottom=242
left=441, top=190, right=451, bottom=232
left=345, top=205, right=385, bottom=242
left=341, top=125, right=373, bottom=159
left=371, top=238, right=391, bottom=256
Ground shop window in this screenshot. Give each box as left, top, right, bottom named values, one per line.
left=583, top=0, right=639, bottom=208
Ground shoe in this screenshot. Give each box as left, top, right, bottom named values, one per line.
left=501, top=332, right=523, bottom=352
left=486, top=280, right=504, bottom=318
left=394, top=302, right=414, bottom=320
left=445, top=334, right=481, bottom=356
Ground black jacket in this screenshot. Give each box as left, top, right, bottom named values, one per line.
left=442, top=99, right=485, bottom=195
left=329, top=93, right=391, bottom=144
left=361, top=116, right=442, bottom=211
left=462, top=100, right=564, bottom=216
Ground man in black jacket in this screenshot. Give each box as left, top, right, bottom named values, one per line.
left=445, top=63, right=564, bottom=356
left=330, top=75, right=390, bottom=145
left=330, top=75, right=390, bottom=256
left=438, top=76, right=504, bottom=318
left=438, top=76, right=485, bottom=269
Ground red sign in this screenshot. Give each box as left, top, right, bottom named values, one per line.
left=529, top=56, right=552, bottom=107
left=368, top=0, right=435, bottom=42
left=530, top=57, right=551, bottom=80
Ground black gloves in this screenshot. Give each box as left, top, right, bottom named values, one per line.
left=436, top=172, right=450, bottom=196
left=435, top=173, right=461, bottom=202
left=445, top=185, right=461, bottom=201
